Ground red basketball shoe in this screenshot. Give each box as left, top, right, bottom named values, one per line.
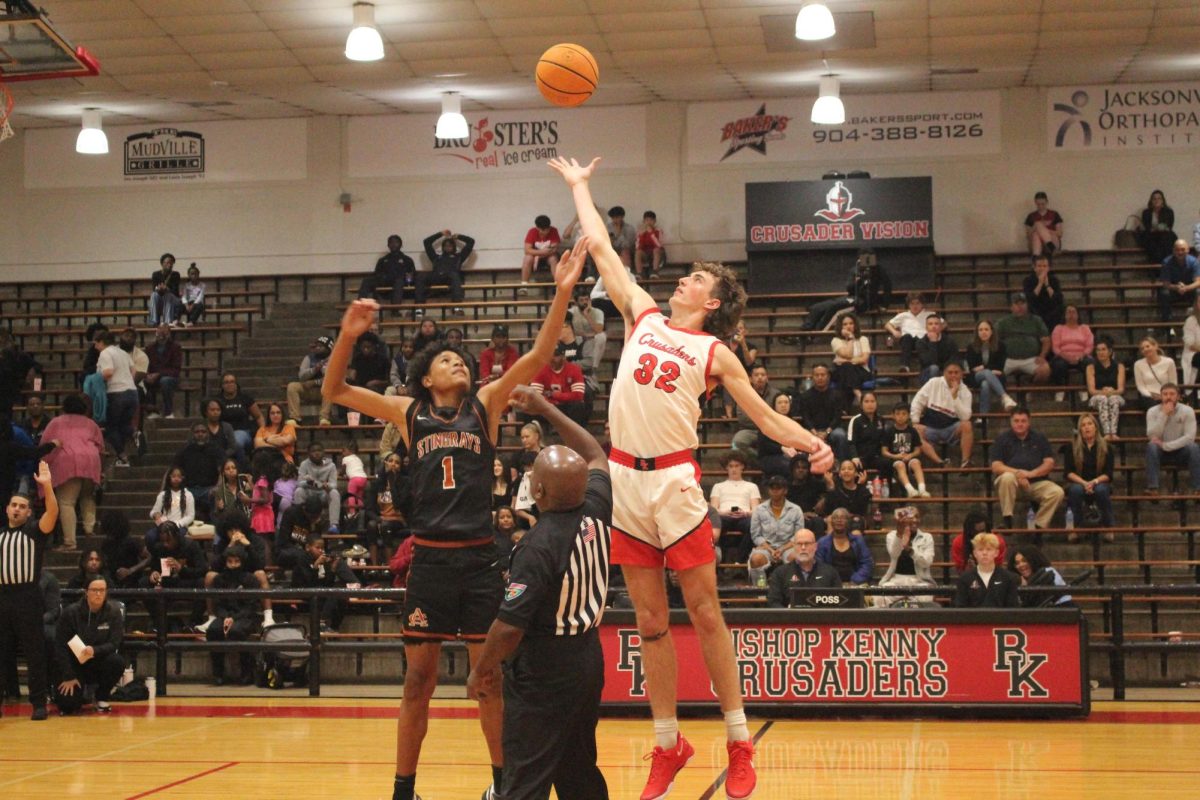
left=640, top=734, right=694, bottom=800
left=724, top=739, right=756, bottom=799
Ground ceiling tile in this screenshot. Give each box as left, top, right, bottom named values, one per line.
left=155, top=13, right=271, bottom=36
left=487, top=16, right=600, bottom=37
left=175, top=31, right=288, bottom=54
left=191, top=50, right=303, bottom=71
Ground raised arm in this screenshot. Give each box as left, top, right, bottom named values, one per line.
left=34, top=461, right=58, bottom=533
left=322, top=300, right=412, bottom=428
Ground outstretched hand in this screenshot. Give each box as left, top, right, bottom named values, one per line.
left=339, top=299, right=378, bottom=340
left=547, top=156, right=600, bottom=187
left=34, top=461, right=52, bottom=487
left=509, top=384, right=551, bottom=416
left=553, top=236, right=589, bottom=292
left=807, top=439, right=836, bottom=475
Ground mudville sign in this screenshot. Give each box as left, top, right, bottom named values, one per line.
left=124, top=128, right=205, bottom=179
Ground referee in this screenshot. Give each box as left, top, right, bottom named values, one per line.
left=0, top=461, right=59, bottom=720
left=467, top=387, right=611, bottom=800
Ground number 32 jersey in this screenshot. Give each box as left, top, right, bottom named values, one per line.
left=405, top=396, right=495, bottom=540
left=609, top=309, right=721, bottom=457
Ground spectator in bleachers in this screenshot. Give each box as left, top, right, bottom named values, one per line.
left=294, top=442, right=341, bottom=535
left=1063, top=413, right=1115, bottom=541
left=97, top=330, right=138, bottom=467
left=1138, top=189, right=1177, bottom=265
left=386, top=337, right=416, bottom=396
left=204, top=544, right=259, bottom=685
left=990, top=407, right=1065, bottom=530
left=1025, top=192, right=1063, bottom=256
left=511, top=421, right=544, bottom=477
left=588, top=261, right=637, bottom=320
left=388, top=532, right=415, bottom=588
left=341, top=439, right=367, bottom=503
left=6, top=422, right=50, bottom=500
left=757, top=394, right=800, bottom=480
left=41, top=394, right=102, bottom=550
left=747, top=475, right=805, bottom=586
left=727, top=320, right=758, bottom=372
left=730, top=363, right=781, bottom=456
left=80, top=328, right=107, bottom=386
left=817, top=459, right=871, bottom=518
left=1009, top=545, right=1074, bottom=608
left=950, top=509, right=1004, bottom=574
left=1145, top=382, right=1200, bottom=497
left=99, top=510, right=142, bottom=589
left=882, top=402, right=928, bottom=498
left=443, top=328, right=477, bottom=379
left=275, top=495, right=327, bottom=570
left=137, top=521, right=207, bottom=625
left=519, top=215, right=561, bottom=292
left=568, top=288, right=607, bottom=375
left=217, top=373, right=265, bottom=458
left=181, top=263, right=206, bottom=326
left=830, top=314, right=872, bottom=404
left=253, top=403, right=297, bottom=484
left=1133, top=336, right=1177, bottom=407
left=348, top=336, right=391, bottom=396
left=493, top=505, right=521, bottom=561
left=511, top=458, right=538, bottom=531
left=795, top=364, right=850, bottom=460
left=291, top=533, right=356, bottom=631
left=359, top=235, right=415, bottom=307
left=911, top=361, right=975, bottom=470
left=120, top=329, right=150, bottom=428
left=635, top=210, right=665, bottom=277
left=876, top=506, right=935, bottom=607
left=250, top=475, right=276, bottom=545
left=815, top=508, right=873, bottom=586
left=1156, top=238, right=1199, bottom=324
left=915, top=313, right=958, bottom=386
left=286, top=336, right=334, bottom=427
left=1086, top=336, right=1126, bottom=440
left=1050, top=305, right=1094, bottom=400
left=411, top=318, right=442, bottom=353
left=606, top=205, right=636, bottom=268
left=802, top=249, right=893, bottom=332
left=966, top=320, right=1018, bottom=413
left=491, top=458, right=512, bottom=514
left=786, top=455, right=827, bottom=536
left=996, top=293, right=1051, bottom=385
left=364, top=451, right=409, bottom=565
left=417, top=229, right=474, bottom=316
left=144, top=324, right=182, bottom=419
left=202, top=399, right=241, bottom=465
left=846, top=391, right=886, bottom=475
left=148, top=467, right=195, bottom=544
left=710, top=451, right=761, bottom=564
left=67, top=548, right=109, bottom=590
left=19, top=394, right=49, bottom=446
left=478, top=326, right=517, bottom=387
left=766, top=528, right=840, bottom=607
left=952, top=532, right=1020, bottom=608
left=148, top=252, right=182, bottom=326
left=212, top=458, right=251, bottom=524
left=1022, top=255, right=1065, bottom=331
left=884, top=292, right=933, bottom=372
left=1184, top=296, right=1200, bottom=395
left=528, top=343, right=588, bottom=428
left=274, top=461, right=299, bottom=522
left=52, top=575, right=124, bottom=714
left=172, top=424, right=224, bottom=516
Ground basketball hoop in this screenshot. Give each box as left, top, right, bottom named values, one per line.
left=0, top=80, right=13, bottom=142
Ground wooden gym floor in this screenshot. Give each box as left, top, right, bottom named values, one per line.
left=1, top=697, right=1198, bottom=799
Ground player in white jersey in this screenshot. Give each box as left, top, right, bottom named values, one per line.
left=551, top=156, right=834, bottom=800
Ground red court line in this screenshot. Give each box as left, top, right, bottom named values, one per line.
left=124, top=761, right=238, bottom=799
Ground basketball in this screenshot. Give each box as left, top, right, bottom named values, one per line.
left=536, top=43, right=599, bottom=107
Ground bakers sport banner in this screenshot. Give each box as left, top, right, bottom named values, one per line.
left=600, top=610, right=1088, bottom=715
left=745, top=177, right=932, bottom=252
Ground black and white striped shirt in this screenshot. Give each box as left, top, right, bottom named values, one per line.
left=498, top=471, right=611, bottom=638
left=0, top=521, right=45, bottom=587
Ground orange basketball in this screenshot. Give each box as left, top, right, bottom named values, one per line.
left=536, top=43, right=599, bottom=108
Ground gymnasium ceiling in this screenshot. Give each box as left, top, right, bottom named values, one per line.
left=6, top=0, right=1200, bottom=130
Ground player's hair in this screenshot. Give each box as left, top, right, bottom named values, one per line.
left=693, top=261, right=746, bottom=341
left=405, top=343, right=478, bottom=405
left=972, top=532, right=1001, bottom=551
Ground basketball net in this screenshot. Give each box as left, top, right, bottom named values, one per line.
left=0, top=80, right=13, bottom=142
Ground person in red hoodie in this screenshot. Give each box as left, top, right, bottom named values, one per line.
left=529, top=343, right=588, bottom=427
left=478, top=325, right=519, bottom=386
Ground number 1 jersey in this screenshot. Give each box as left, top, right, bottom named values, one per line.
left=405, top=396, right=495, bottom=540
left=609, top=309, right=721, bottom=457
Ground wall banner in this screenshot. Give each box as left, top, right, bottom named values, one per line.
left=687, top=91, right=1001, bottom=165
left=1047, top=82, right=1200, bottom=151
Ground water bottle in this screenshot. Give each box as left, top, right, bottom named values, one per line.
left=1026, top=508, right=1036, bottom=529
left=881, top=481, right=890, bottom=499
left=871, top=477, right=882, bottom=498
left=1065, top=508, right=1075, bottom=530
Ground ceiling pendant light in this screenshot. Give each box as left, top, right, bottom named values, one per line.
left=345, top=2, right=384, bottom=62
left=796, top=2, right=836, bottom=41
left=811, top=76, right=845, bottom=125
left=435, top=92, right=469, bottom=140
left=75, top=108, right=108, bottom=154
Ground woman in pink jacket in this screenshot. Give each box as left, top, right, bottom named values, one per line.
left=42, top=394, right=104, bottom=549
left=1050, top=305, right=1094, bottom=401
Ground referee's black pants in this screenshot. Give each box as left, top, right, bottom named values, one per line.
left=0, top=585, right=48, bottom=707
left=499, top=629, right=608, bottom=800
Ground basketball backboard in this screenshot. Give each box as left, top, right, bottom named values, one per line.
left=0, top=6, right=100, bottom=82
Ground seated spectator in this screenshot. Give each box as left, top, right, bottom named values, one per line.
left=730, top=363, right=781, bottom=456
left=42, top=393, right=103, bottom=550
left=1145, top=383, right=1200, bottom=496
left=148, top=467, right=195, bottom=544
left=201, top=398, right=241, bottom=466
left=568, top=288, right=607, bottom=375
left=52, top=576, right=124, bottom=714
left=529, top=344, right=588, bottom=427
left=511, top=421, right=544, bottom=476
left=952, top=533, right=1020, bottom=608
left=137, top=521, right=207, bottom=625
left=274, top=461, right=299, bottom=521
left=388, top=532, right=415, bottom=588
left=1133, top=336, right=1177, bottom=407
left=606, top=205, right=636, bottom=268
left=1138, top=189, right=1177, bottom=264
left=1156, top=238, right=1199, bottom=323
left=291, top=533, right=357, bottom=631
left=802, top=249, right=892, bottom=332
left=358, top=234, right=415, bottom=306
left=20, top=393, right=50, bottom=446
left=493, top=506, right=520, bottom=560
left=996, top=293, right=1051, bottom=384
left=1062, top=413, right=1116, bottom=542
left=726, top=319, right=758, bottom=379
left=206, top=545, right=260, bottom=685
left=876, top=506, right=936, bottom=607
left=217, top=373, right=265, bottom=458
left=710, top=451, right=761, bottom=564
left=756, top=394, right=800, bottom=480
left=787, top=454, right=827, bottom=536
left=286, top=336, right=335, bottom=426
left=766, top=528, right=841, bottom=608
left=148, top=252, right=181, bottom=326
left=479, top=326, right=518, bottom=388
left=635, top=210, right=665, bottom=277
left=198, top=518, right=273, bottom=632
left=1183, top=296, right=1200, bottom=396
left=519, top=215, right=561, bottom=290
left=1050, top=305, right=1094, bottom=399
left=795, top=364, right=850, bottom=460
left=253, top=403, right=297, bottom=484
left=347, top=335, right=391, bottom=397
left=511, top=459, right=538, bottom=530
left=294, top=443, right=341, bottom=534
left=747, top=475, right=806, bottom=585
left=212, top=458, right=251, bottom=524
left=815, top=508, right=873, bottom=586
left=990, top=407, right=1065, bottom=530
left=847, top=391, right=886, bottom=475
left=950, top=510, right=1005, bottom=574
left=915, top=314, right=958, bottom=386
left=1008, top=545, right=1074, bottom=608
left=882, top=402, right=929, bottom=498
left=386, top=337, right=416, bottom=396
left=144, top=324, right=182, bottom=419
left=418, top=229, right=474, bottom=316
left=830, top=314, right=872, bottom=404
left=1086, top=336, right=1126, bottom=440
left=1023, top=255, right=1065, bottom=331
left=411, top=318, right=443, bottom=354
left=884, top=292, right=932, bottom=372
left=911, top=361, right=975, bottom=469
left=66, top=548, right=110, bottom=590
left=818, top=459, right=871, bottom=519
left=966, top=319, right=1017, bottom=413
left=364, top=451, right=410, bottom=564
left=99, top=510, right=143, bottom=588
left=172, top=423, right=224, bottom=516
left=181, top=263, right=206, bottom=326
left=491, top=457, right=512, bottom=513
left=1025, top=191, right=1063, bottom=256
left=275, top=495, right=328, bottom=571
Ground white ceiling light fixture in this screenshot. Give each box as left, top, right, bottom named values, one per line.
left=435, top=92, right=469, bottom=140
left=811, top=75, right=845, bottom=125
left=75, top=108, right=108, bottom=154
left=345, top=2, right=384, bottom=62
left=796, top=2, right=836, bottom=41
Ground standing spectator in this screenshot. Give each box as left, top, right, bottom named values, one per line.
left=172, top=424, right=224, bottom=516
left=1133, top=336, right=1177, bottom=407
left=1145, top=383, right=1200, bottom=496
left=1138, top=189, right=1177, bottom=264
left=364, top=451, right=410, bottom=565
left=794, top=364, right=850, bottom=460
left=846, top=392, right=886, bottom=475
left=915, top=314, right=959, bottom=386
left=1156, top=238, right=1199, bottom=323
left=1183, top=295, right=1200, bottom=394
left=386, top=338, right=416, bottom=396
left=519, top=215, right=561, bottom=291
left=1022, top=255, right=1065, bottom=331
left=884, top=292, right=933, bottom=372
left=876, top=506, right=936, bottom=607
left=286, top=336, right=335, bottom=426
left=217, top=373, right=265, bottom=458
left=882, top=402, right=929, bottom=498
left=802, top=250, right=892, bottom=331
left=52, top=575, right=125, bottom=714
left=911, top=361, right=975, bottom=469
left=568, top=288, right=607, bottom=375
left=1050, top=305, right=1094, bottom=399
left=19, top=394, right=50, bottom=446
left=606, top=205, right=636, bottom=268
left=766, top=528, right=841, bottom=608
left=97, top=330, right=138, bottom=467
left=294, top=443, right=341, bottom=534
left=181, top=263, right=206, bottom=326
left=148, top=467, right=195, bottom=542
left=710, top=451, right=760, bottom=564
left=1086, top=337, right=1126, bottom=440
left=41, top=394, right=103, bottom=551
left=990, top=407, right=1065, bottom=530
left=148, top=252, right=182, bottom=326
left=479, top=326, right=518, bottom=387
left=817, top=459, right=872, bottom=518
left=144, top=324, right=182, bottom=419
left=1062, top=413, right=1115, bottom=540
left=730, top=364, right=781, bottom=456
left=206, top=545, right=259, bottom=685
left=341, top=439, right=368, bottom=502
left=815, top=508, right=873, bottom=586
left=756, top=394, right=800, bottom=480
left=996, top=293, right=1051, bottom=385
left=966, top=320, right=1018, bottom=413
left=202, top=398, right=241, bottom=464
left=417, top=229, right=474, bottom=316
left=529, top=344, right=588, bottom=428
left=747, top=475, right=806, bottom=586
left=830, top=314, right=872, bottom=405
left=635, top=210, right=665, bottom=277
left=1025, top=191, right=1064, bottom=256
left=359, top=235, right=416, bottom=306
left=952, top=533, right=1020, bottom=608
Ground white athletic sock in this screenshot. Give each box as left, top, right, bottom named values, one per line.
left=724, top=709, right=750, bottom=742
left=653, top=717, right=679, bottom=750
